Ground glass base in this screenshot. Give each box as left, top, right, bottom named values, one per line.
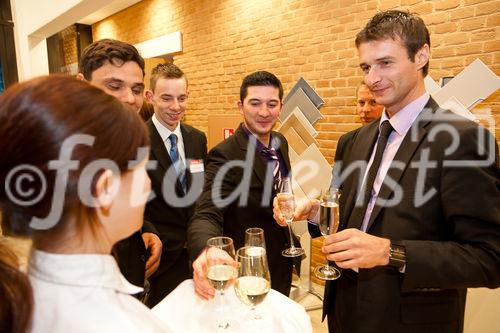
left=314, top=265, right=341, bottom=280
left=282, top=247, right=305, bottom=257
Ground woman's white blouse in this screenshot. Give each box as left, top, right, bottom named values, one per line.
left=28, top=250, right=172, bottom=333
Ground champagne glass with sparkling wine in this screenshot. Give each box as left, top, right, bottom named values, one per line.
left=234, top=246, right=271, bottom=322
left=277, top=177, right=305, bottom=257
left=313, top=188, right=341, bottom=280
left=206, top=236, right=237, bottom=330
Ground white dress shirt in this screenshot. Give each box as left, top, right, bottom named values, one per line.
left=359, top=93, right=430, bottom=231
left=29, top=250, right=173, bottom=333
left=152, top=114, right=186, bottom=166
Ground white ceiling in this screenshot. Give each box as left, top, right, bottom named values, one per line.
left=77, top=0, right=141, bottom=25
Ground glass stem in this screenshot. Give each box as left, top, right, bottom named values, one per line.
left=218, top=290, right=226, bottom=328
left=286, top=220, right=296, bottom=250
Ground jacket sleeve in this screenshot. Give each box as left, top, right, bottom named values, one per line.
left=187, top=147, right=232, bottom=260
left=402, top=125, right=500, bottom=291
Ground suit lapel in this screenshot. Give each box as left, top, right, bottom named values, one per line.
left=235, top=124, right=268, bottom=187
left=365, top=99, right=437, bottom=232
left=148, top=120, right=173, bottom=172
left=344, top=123, right=379, bottom=229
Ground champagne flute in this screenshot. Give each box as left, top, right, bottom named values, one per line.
left=206, top=236, right=237, bottom=330
left=234, top=246, right=271, bottom=322
left=245, top=227, right=266, bottom=250
left=313, top=188, right=341, bottom=280
left=277, top=177, right=305, bottom=257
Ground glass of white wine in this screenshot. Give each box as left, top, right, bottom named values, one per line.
left=313, top=188, right=341, bottom=280
left=234, top=246, right=271, bottom=322
left=277, top=177, right=305, bottom=257
left=206, top=236, right=237, bottom=330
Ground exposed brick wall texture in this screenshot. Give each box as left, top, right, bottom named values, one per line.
left=93, top=0, right=499, bottom=163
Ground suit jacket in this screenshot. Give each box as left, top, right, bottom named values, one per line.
left=145, top=120, right=207, bottom=304
left=187, top=124, right=298, bottom=295
left=112, top=221, right=156, bottom=290
left=314, top=98, right=500, bottom=333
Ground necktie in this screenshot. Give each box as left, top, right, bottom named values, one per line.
left=168, top=134, right=187, bottom=192
left=261, top=146, right=282, bottom=192
left=352, top=120, right=394, bottom=228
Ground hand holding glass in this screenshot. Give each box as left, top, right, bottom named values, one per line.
left=313, top=189, right=341, bottom=280
left=277, top=177, right=305, bottom=257
left=206, top=236, right=237, bottom=330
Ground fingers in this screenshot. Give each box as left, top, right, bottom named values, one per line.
left=145, top=257, right=160, bottom=278
left=272, top=197, right=288, bottom=226
left=192, top=250, right=215, bottom=300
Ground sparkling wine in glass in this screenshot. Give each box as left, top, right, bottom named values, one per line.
left=277, top=177, right=305, bottom=257
left=234, top=246, right=271, bottom=322
left=313, top=189, right=341, bottom=280
left=206, top=236, right=237, bottom=330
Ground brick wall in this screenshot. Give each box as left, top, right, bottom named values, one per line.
left=93, top=0, right=499, bottom=163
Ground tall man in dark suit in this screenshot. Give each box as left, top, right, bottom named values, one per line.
left=77, top=39, right=163, bottom=292
left=144, top=63, right=207, bottom=307
left=274, top=10, right=499, bottom=333
left=188, top=71, right=299, bottom=300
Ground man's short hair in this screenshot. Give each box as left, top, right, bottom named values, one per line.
left=149, top=63, right=186, bottom=92
left=78, top=39, right=145, bottom=80
left=240, top=71, right=283, bottom=102
left=355, top=10, right=430, bottom=76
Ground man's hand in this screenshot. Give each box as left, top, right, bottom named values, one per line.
left=272, top=197, right=320, bottom=226
left=192, top=247, right=238, bottom=300
left=142, top=232, right=162, bottom=278
left=323, top=228, right=390, bottom=269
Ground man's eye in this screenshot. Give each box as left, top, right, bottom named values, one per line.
left=358, top=101, right=365, bottom=106
left=361, top=66, right=370, bottom=74
left=369, top=100, right=377, bottom=106
left=107, top=84, right=120, bottom=91
left=268, top=103, right=278, bottom=108
left=132, top=88, right=143, bottom=95
left=380, top=61, right=391, bottom=67
left=179, top=97, right=187, bottom=103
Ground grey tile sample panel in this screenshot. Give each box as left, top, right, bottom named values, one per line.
left=280, top=87, right=323, bottom=125
left=284, top=77, right=325, bottom=109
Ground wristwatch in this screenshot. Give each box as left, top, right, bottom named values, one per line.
left=389, top=240, right=406, bottom=271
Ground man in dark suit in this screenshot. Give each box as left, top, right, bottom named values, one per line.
left=275, top=10, right=500, bottom=333
left=77, top=39, right=162, bottom=292
left=187, top=71, right=298, bottom=300
left=144, top=63, right=207, bottom=307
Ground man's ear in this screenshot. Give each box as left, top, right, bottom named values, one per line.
left=94, top=169, right=116, bottom=211
left=237, top=100, right=244, bottom=115
left=415, top=44, right=430, bottom=72
left=145, top=89, right=154, bottom=103
left=76, top=73, right=86, bottom=81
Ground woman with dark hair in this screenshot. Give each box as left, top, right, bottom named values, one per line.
left=0, top=240, right=33, bottom=333
left=0, top=76, right=172, bottom=332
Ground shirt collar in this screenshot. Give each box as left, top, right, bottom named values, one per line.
left=152, top=114, right=182, bottom=143
left=28, top=249, right=143, bottom=295
left=380, top=93, right=430, bottom=137
left=242, top=123, right=278, bottom=151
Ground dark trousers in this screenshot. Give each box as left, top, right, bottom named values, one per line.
left=145, top=249, right=192, bottom=308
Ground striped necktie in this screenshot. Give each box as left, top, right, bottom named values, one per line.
left=261, top=146, right=282, bottom=192
left=168, top=133, right=187, bottom=193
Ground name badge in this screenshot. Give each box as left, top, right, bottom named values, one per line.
left=189, top=159, right=204, bottom=173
